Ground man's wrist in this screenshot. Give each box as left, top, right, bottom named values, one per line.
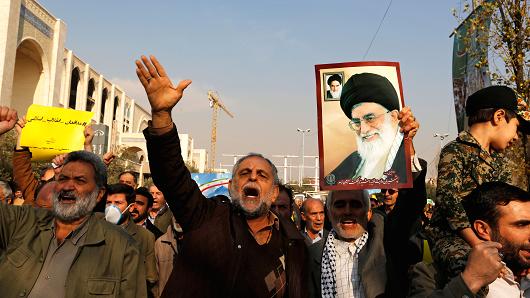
left=151, top=110, right=173, bottom=128
left=460, top=271, right=481, bottom=294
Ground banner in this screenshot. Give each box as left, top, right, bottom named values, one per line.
left=191, top=173, right=231, bottom=198
left=452, top=4, right=492, bottom=132
left=20, top=104, right=94, bottom=160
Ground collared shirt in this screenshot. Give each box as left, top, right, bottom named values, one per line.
left=247, top=211, right=280, bottom=245
left=28, top=218, right=90, bottom=298
left=334, top=232, right=369, bottom=298
left=487, top=267, right=530, bottom=298
left=148, top=202, right=169, bottom=224
left=304, top=228, right=323, bottom=244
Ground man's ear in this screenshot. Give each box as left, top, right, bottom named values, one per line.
left=367, top=209, right=373, bottom=221
left=270, top=185, right=279, bottom=203
left=473, top=220, right=493, bottom=241
left=492, top=109, right=506, bottom=126
left=96, top=187, right=106, bottom=203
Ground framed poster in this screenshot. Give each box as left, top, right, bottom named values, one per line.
left=315, top=61, right=412, bottom=190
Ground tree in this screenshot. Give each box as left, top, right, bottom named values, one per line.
left=453, top=0, right=530, bottom=190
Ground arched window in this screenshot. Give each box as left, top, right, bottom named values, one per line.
left=86, top=79, right=95, bottom=111
left=100, top=88, right=108, bottom=123
left=69, top=67, right=80, bottom=109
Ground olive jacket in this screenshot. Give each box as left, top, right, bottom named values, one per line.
left=0, top=204, right=146, bottom=297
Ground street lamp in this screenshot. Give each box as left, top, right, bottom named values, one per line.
left=433, top=133, right=449, bottom=149
left=297, top=128, right=311, bottom=187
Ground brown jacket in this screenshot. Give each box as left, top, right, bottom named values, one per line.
left=154, top=224, right=178, bottom=297
left=12, top=149, right=38, bottom=205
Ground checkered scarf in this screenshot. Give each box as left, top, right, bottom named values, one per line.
left=321, top=230, right=338, bottom=298
left=321, top=230, right=369, bottom=298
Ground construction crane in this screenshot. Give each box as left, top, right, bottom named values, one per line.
left=207, top=90, right=234, bottom=171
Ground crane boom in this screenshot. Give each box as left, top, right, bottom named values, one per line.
left=207, top=91, right=234, bottom=171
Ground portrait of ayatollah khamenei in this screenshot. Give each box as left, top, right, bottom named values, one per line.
left=315, top=61, right=413, bottom=190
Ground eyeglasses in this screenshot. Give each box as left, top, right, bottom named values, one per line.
left=381, top=189, right=398, bottom=195
left=348, top=111, right=391, bottom=131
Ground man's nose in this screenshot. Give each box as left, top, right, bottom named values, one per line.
left=359, top=121, right=372, bottom=135
left=249, top=171, right=258, bottom=181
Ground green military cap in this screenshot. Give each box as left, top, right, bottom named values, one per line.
left=466, top=85, right=530, bottom=133
left=340, top=73, right=400, bottom=119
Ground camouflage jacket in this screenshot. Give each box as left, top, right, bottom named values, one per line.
left=424, top=131, right=511, bottom=243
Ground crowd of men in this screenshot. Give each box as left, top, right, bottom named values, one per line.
left=0, top=54, right=529, bottom=298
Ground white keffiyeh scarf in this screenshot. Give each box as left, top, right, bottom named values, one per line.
left=321, top=230, right=369, bottom=298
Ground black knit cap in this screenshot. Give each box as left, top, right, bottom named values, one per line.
left=340, top=73, right=400, bottom=119
left=465, top=85, right=517, bottom=116
left=466, top=85, right=530, bottom=133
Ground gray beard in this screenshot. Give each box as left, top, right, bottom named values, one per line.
left=52, top=189, right=98, bottom=222
left=230, top=186, right=275, bottom=219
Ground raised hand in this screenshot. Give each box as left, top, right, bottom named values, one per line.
left=135, top=55, right=192, bottom=127
left=0, top=106, right=18, bottom=136
left=83, top=125, right=94, bottom=152
left=461, top=241, right=504, bottom=293
left=398, top=106, right=419, bottom=139
left=15, top=116, right=27, bottom=150
left=102, top=151, right=116, bottom=167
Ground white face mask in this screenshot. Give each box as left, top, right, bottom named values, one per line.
left=105, top=203, right=132, bottom=225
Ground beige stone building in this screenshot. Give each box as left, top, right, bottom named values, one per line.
left=0, top=0, right=208, bottom=179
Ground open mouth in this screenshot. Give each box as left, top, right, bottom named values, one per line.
left=362, top=133, right=378, bottom=142
left=340, top=219, right=357, bottom=228
left=243, top=186, right=260, bottom=199
left=58, top=192, right=76, bottom=203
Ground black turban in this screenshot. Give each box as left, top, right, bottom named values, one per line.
left=340, top=73, right=400, bottom=119
left=327, top=74, right=342, bottom=86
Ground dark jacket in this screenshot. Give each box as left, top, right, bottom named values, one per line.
left=408, top=261, right=476, bottom=298
left=0, top=205, right=146, bottom=297
left=382, top=158, right=428, bottom=297
left=144, top=125, right=308, bottom=298
left=329, top=140, right=406, bottom=183
left=307, top=212, right=388, bottom=298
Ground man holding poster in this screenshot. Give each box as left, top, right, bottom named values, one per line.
left=317, top=64, right=420, bottom=189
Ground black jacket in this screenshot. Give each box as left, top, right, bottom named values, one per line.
left=144, top=125, right=308, bottom=298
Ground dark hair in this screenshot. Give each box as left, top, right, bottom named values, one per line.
left=232, top=153, right=279, bottom=185
left=278, top=184, right=293, bottom=199
left=135, top=186, right=154, bottom=208
left=468, top=108, right=517, bottom=126
left=106, top=183, right=136, bottom=204
left=463, top=182, right=530, bottom=228
left=327, top=74, right=342, bottom=86
left=64, top=151, right=107, bottom=189
left=119, top=171, right=138, bottom=184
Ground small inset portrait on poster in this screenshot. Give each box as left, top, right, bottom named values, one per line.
left=323, top=72, right=344, bottom=101
left=315, top=62, right=412, bottom=190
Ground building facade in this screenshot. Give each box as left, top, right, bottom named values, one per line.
left=0, top=0, right=209, bottom=182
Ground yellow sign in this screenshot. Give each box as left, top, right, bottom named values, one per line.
left=20, top=104, right=94, bottom=161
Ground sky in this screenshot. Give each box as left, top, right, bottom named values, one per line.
left=39, top=0, right=463, bottom=179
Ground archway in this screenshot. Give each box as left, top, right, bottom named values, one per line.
left=86, top=79, right=95, bottom=111
left=112, top=96, right=119, bottom=120
left=68, top=67, right=80, bottom=109
left=12, top=39, right=47, bottom=114
left=100, top=88, right=108, bottom=123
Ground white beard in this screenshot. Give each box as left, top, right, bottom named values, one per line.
left=330, top=86, right=342, bottom=99
left=355, top=115, right=398, bottom=179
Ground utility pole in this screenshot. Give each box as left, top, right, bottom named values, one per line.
left=296, top=128, right=310, bottom=187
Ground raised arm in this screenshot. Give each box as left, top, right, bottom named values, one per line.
left=136, top=55, right=216, bottom=232
left=135, top=55, right=191, bottom=132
